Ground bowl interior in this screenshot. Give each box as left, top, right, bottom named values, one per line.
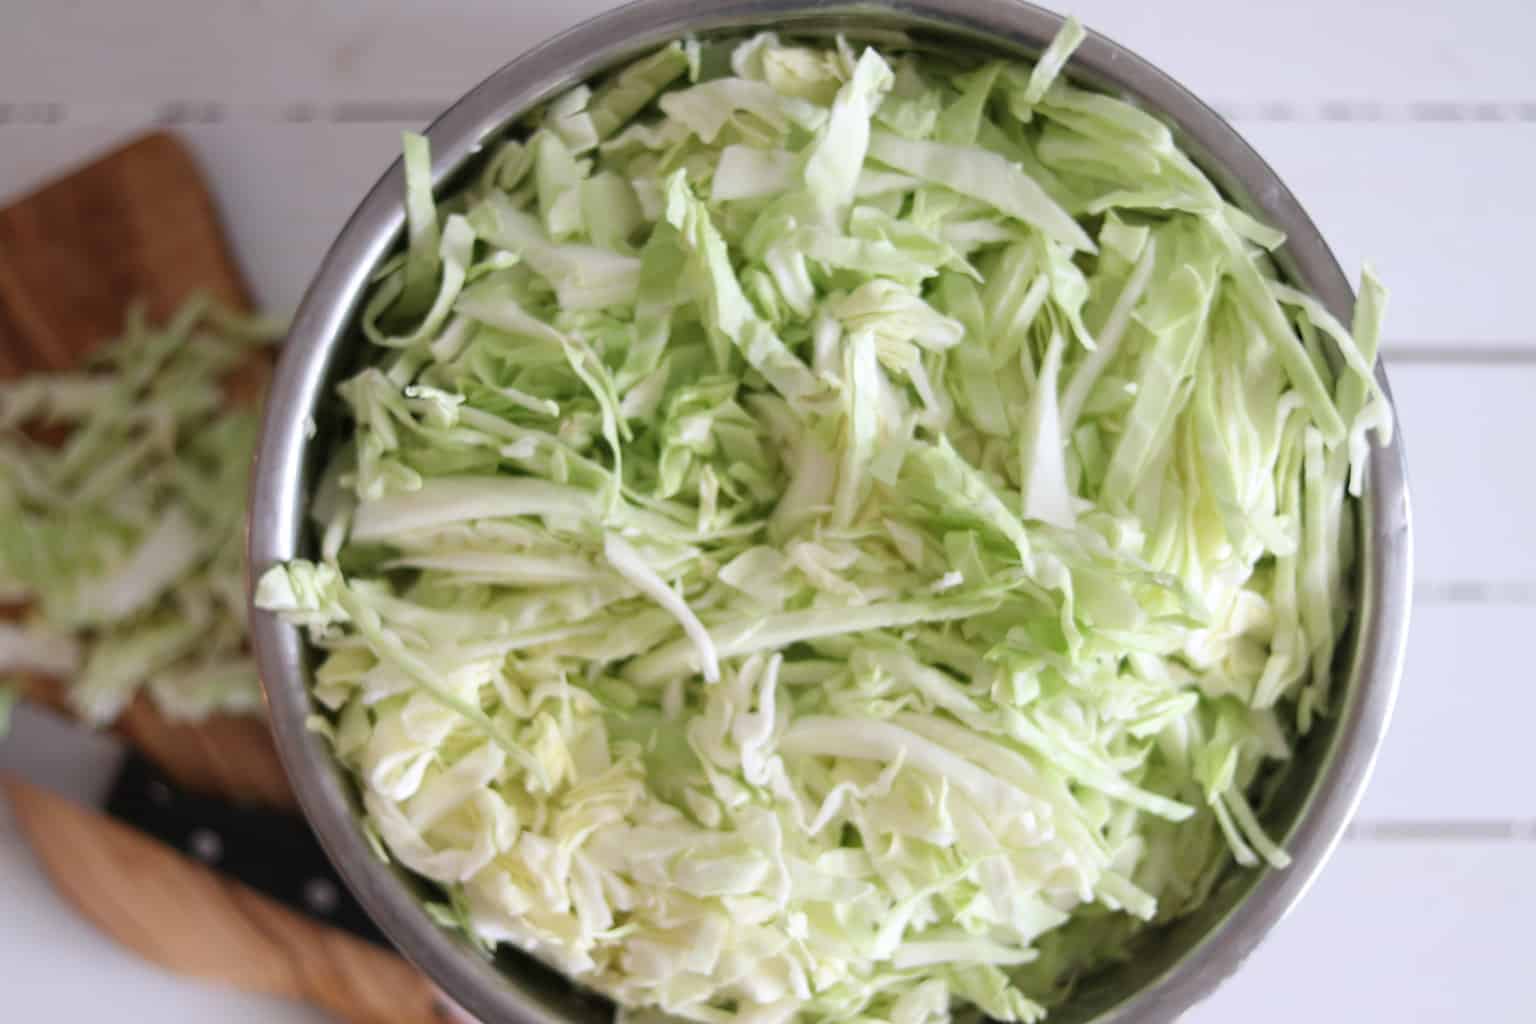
left=249, top=3, right=1411, bottom=1023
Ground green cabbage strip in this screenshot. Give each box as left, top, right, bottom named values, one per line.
left=258, top=19, right=1388, bottom=1024
left=0, top=296, right=280, bottom=722
left=0, top=680, right=16, bottom=738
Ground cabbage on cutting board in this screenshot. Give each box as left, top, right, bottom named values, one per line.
left=0, top=298, right=279, bottom=723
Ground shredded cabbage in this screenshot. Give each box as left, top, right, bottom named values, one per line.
left=259, top=20, right=1388, bottom=1023
left=0, top=297, right=279, bottom=722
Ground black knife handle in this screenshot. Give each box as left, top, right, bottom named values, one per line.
left=103, top=751, right=389, bottom=948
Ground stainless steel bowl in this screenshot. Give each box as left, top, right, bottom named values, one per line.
left=247, top=2, right=1413, bottom=1020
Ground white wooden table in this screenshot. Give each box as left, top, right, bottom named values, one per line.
left=2, top=1, right=1532, bottom=1020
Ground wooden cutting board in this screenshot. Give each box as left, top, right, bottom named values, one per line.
left=0, top=132, right=450, bottom=1024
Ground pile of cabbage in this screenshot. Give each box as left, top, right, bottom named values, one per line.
left=258, top=20, right=1389, bottom=1024
left=0, top=298, right=277, bottom=723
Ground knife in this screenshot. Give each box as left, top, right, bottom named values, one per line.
left=0, top=700, right=388, bottom=948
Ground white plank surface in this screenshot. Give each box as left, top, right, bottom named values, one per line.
left=2, top=0, right=1534, bottom=112
left=1390, top=364, right=1536, bottom=587
left=1, top=1, right=1532, bottom=1022
left=1358, top=604, right=1536, bottom=822
left=1187, top=839, right=1536, bottom=1024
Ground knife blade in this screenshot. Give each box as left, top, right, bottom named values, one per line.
left=0, top=700, right=388, bottom=948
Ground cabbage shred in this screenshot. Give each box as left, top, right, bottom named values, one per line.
left=0, top=297, right=278, bottom=723
left=259, top=21, right=1389, bottom=1023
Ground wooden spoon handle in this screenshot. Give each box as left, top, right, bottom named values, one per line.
left=4, top=776, right=449, bottom=1024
